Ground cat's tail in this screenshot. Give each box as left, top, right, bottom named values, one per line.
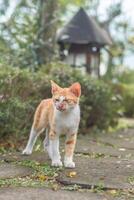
left=43, top=128, right=53, bottom=159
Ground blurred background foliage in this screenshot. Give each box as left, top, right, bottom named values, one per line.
left=0, top=0, right=134, bottom=145
left=0, top=0, right=133, bottom=72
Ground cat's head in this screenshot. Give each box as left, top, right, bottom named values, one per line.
left=51, top=80, right=81, bottom=112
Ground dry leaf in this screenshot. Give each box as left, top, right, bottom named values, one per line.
left=52, top=184, right=59, bottom=191
left=67, top=171, right=77, bottom=178
left=109, top=190, right=117, bottom=195
left=38, top=174, right=48, bottom=181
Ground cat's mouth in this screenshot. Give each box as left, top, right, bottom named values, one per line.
left=57, top=107, right=66, bottom=112
left=55, top=104, right=66, bottom=112
left=56, top=105, right=66, bottom=112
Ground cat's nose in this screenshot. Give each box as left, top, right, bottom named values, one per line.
left=57, top=103, right=66, bottom=111
left=59, top=104, right=64, bottom=109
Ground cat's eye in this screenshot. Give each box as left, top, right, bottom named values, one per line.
left=63, top=99, right=68, bottom=102
left=55, top=98, right=59, bottom=102
left=65, top=99, right=72, bottom=103
left=64, top=99, right=72, bottom=103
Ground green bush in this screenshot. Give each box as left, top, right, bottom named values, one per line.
left=117, top=70, right=134, bottom=84
left=113, top=69, right=134, bottom=117
left=113, top=70, right=134, bottom=118
left=121, top=84, right=134, bottom=117
left=0, top=63, right=119, bottom=139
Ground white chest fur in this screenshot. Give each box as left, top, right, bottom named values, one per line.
left=54, top=105, right=80, bottom=135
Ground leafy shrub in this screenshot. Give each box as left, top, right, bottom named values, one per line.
left=0, top=62, right=119, bottom=139
left=0, top=66, right=36, bottom=138
left=121, top=84, right=134, bottom=117
left=113, top=70, right=134, bottom=118
left=116, top=70, right=134, bottom=84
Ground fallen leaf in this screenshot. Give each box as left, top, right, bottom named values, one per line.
left=52, top=184, right=59, bottom=191
left=109, top=190, right=117, bottom=195
left=37, top=174, right=48, bottom=181
left=67, top=171, right=77, bottom=178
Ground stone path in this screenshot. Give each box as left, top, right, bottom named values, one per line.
left=0, top=188, right=106, bottom=200
left=0, top=128, right=134, bottom=199
left=0, top=163, right=33, bottom=179
left=57, top=157, right=134, bottom=190
left=75, top=129, right=134, bottom=158
left=58, top=128, right=134, bottom=190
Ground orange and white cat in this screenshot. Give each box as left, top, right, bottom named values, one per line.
left=22, top=81, right=81, bottom=168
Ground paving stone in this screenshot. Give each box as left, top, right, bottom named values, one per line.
left=0, top=187, right=108, bottom=200
left=0, top=151, right=50, bottom=164
left=57, top=156, right=134, bottom=190
left=75, top=136, right=134, bottom=158
left=96, top=129, right=134, bottom=150
left=0, top=163, right=33, bottom=179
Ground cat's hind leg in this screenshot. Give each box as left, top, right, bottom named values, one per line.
left=22, top=100, right=47, bottom=155
left=22, top=126, right=45, bottom=155
left=43, top=128, right=53, bottom=159
left=22, top=127, right=39, bottom=155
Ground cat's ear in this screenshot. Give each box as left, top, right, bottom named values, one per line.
left=69, top=82, right=81, bottom=97
left=51, top=80, right=61, bottom=94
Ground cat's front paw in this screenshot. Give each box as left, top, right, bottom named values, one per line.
left=52, top=160, right=63, bottom=167
left=64, top=161, right=75, bottom=168
left=22, top=148, right=32, bottom=155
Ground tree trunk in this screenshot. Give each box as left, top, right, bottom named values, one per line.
left=34, top=0, right=59, bottom=65
left=105, top=53, right=113, bottom=79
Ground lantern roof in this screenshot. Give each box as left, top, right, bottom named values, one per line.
left=57, top=8, right=112, bottom=46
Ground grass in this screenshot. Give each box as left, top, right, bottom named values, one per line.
left=0, top=159, right=63, bottom=188
left=16, top=160, right=61, bottom=177
left=108, top=117, right=134, bottom=133
left=128, top=176, right=134, bottom=185
left=0, top=177, right=49, bottom=188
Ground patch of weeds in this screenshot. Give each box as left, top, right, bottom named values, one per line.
left=92, top=153, right=106, bottom=158
left=109, top=189, right=134, bottom=199
left=0, top=159, right=63, bottom=188
left=0, top=176, right=52, bottom=188
left=128, top=176, right=134, bottom=185
left=75, top=152, right=90, bottom=158
left=0, top=159, right=5, bottom=164
left=91, top=182, right=105, bottom=193
left=15, top=160, right=62, bottom=177
left=34, top=138, right=44, bottom=152
left=0, top=147, right=8, bottom=154
left=106, top=189, right=123, bottom=197
left=75, top=152, right=106, bottom=159
left=98, top=141, right=115, bottom=148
